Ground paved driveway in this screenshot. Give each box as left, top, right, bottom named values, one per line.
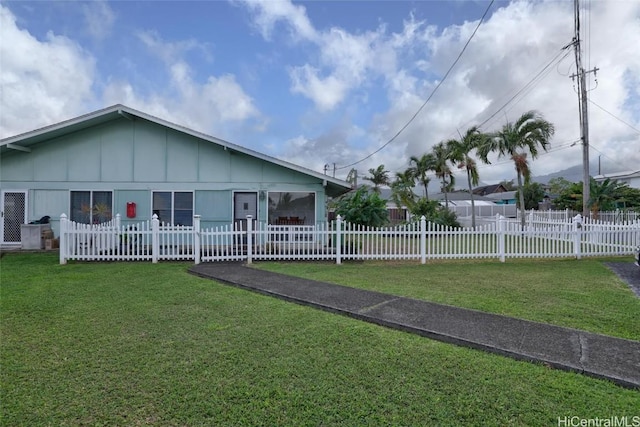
left=605, top=262, right=640, bottom=297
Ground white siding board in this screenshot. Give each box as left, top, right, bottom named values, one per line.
left=167, top=131, right=198, bottom=182
left=101, top=122, right=135, bottom=182
left=231, top=154, right=263, bottom=182
left=197, top=142, right=230, bottom=182
left=67, top=133, right=101, bottom=182
left=32, top=189, right=67, bottom=220
left=0, top=152, right=33, bottom=181
left=133, top=122, right=166, bottom=182
left=34, top=142, right=67, bottom=182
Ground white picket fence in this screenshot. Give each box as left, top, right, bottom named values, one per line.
left=449, top=204, right=518, bottom=219
left=527, top=209, right=640, bottom=223
left=58, top=212, right=640, bottom=265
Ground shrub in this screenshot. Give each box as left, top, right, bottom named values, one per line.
left=333, top=187, right=389, bottom=227
left=410, top=198, right=460, bottom=227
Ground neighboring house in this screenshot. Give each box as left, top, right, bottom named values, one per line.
left=432, top=190, right=517, bottom=221
left=377, top=188, right=412, bottom=223
left=593, top=170, right=640, bottom=189
left=485, top=191, right=517, bottom=205
left=0, top=105, right=351, bottom=247
left=432, top=190, right=493, bottom=204
left=471, top=183, right=510, bottom=196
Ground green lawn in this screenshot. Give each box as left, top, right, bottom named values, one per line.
left=255, top=258, right=640, bottom=341
left=1, top=253, right=638, bottom=426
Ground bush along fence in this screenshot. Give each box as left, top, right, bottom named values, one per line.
left=58, top=213, right=640, bottom=265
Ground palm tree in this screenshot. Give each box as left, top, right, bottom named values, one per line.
left=589, top=177, right=623, bottom=219
left=446, top=126, right=490, bottom=228
left=432, top=142, right=455, bottom=208
left=364, top=164, right=390, bottom=193
left=479, top=110, right=555, bottom=229
left=408, top=154, right=435, bottom=199
left=390, top=171, right=417, bottom=218
left=346, top=168, right=358, bottom=188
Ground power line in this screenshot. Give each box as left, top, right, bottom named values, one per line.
left=589, top=144, right=639, bottom=173
left=438, top=45, right=572, bottom=144
left=588, top=98, right=640, bottom=135
left=335, top=0, right=495, bottom=171
left=476, top=49, right=571, bottom=131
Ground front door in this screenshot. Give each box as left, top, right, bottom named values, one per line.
left=233, top=192, right=257, bottom=230
left=2, top=191, right=27, bottom=245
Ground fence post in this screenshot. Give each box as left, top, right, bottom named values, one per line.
left=335, top=215, right=342, bottom=265
left=246, top=215, right=253, bottom=264
left=59, top=213, right=68, bottom=265
left=114, top=213, right=121, bottom=258
left=152, top=214, right=159, bottom=263
left=573, top=214, right=582, bottom=259
left=498, top=215, right=506, bottom=263
left=420, top=215, right=426, bottom=264
left=193, top=215, right=201, bottom=265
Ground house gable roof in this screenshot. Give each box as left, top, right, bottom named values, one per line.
left=0, top=104, right=352, bottom=195
left=472, top=183, right=509, bottom=196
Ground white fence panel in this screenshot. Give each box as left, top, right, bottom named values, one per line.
left=158, top=223, right=194, bottom=261
left=252, top=222, right=335, bottom=261
left=59, top=212, right=640, bottom=265
left=338, top=220, right=422, bottom=261
left=200, top=222, right=246, bottom=262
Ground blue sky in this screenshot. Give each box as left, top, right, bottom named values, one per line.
left=1, top=0, right=639, bottom=186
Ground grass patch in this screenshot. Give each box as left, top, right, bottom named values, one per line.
left=254, top=258, right=640, bottom=341
left=1, top=253, right=638, bottom=425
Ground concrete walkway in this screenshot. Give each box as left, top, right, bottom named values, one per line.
left=189, top=262, right=640, bottom=389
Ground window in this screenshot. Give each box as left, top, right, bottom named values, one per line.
left=70, top=191, right=113, bottom=224
left=152, top=191, right=193, bottom=226
left=268, top=192, right=315, bottom=225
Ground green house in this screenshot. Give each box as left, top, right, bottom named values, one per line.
left=0, top=105, right=351, bottom=247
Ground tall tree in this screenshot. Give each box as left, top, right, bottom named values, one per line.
left=390, top=171, right=417, bottom=215
left=364, top=165, right=390, bottom=193
left=446, top=126, right=490, bottom=228
left=479, top=110, right=555, bottom=229
left=498, top=179, right=517, bottom=191
left=432, top=142, right=455, bottom=208
left=515, top=182, right=546, bottom=210
left=408, top=154, right=435, bottom=199
left=547, top=177, right=573, bottom=196
left=346, top=168, right=358, bottom=188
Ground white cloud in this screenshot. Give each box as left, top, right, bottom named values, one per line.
left=238, top=0, right=639, bottom=184
left=3, top=0, right=638, bottom=187
left=238, top=0, right=396, bottom=111
left=103, top=35, right=260, bottom=139
left=136, top=30, right=212, bottom=64
left=83, top=0, right=116, bottom=41
left=0, top=3, right=261, bottom=143
left=289, top=65, right=348, bottom=111
left=233, top=0, right=317, bottom=41
left=0, top=5, right=96, bottom=139
left=371, top=1, right=639, bottom=184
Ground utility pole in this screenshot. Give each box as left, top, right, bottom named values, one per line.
left=570, top=0, right=598, bottom=218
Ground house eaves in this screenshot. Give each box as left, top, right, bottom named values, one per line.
left=0, top=104, right=352, bottom=196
